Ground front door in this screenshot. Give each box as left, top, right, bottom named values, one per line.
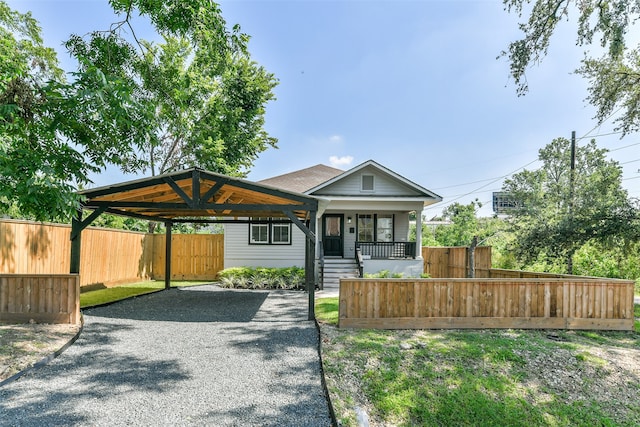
left=322, top=214, right=344, bottom=257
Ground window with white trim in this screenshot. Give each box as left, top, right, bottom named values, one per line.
left=272, top=222, right=291, bottom=244
left=250, top=217, right=269, bottom=244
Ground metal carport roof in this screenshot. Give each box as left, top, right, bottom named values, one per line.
left=70, top=168, right=319, bottom=319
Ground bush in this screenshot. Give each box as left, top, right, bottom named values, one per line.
left=364, top=270, right=431, bottom=279
left=217, top=266, right=305, bottom=290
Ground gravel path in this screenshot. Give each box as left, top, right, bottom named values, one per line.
left=0, top=285, right=331, bottom=426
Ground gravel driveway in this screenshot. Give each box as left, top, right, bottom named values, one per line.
left=0, top=285, right=332, bottom=426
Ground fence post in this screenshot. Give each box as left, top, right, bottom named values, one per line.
left=468, top=236, right=478, bottom=278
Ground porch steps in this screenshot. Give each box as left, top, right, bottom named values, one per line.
left=321, top=258, right=360, bottom=291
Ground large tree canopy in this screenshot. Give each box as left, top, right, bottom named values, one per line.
left=0, top=2, right=149, bottom=220
left=0, top=0, right=277, bottom=221
left=503, top=0, right=640, bottom=135
left=502, top=137, right=639, bottom=273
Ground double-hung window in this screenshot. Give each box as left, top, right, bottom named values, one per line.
left=271, top=222, right=290, bottom=244
left=356, top=213, right=394, bottom=242
left=249, top=218, right=291, bottom=245
left=250, top=217, right=270, bottom=244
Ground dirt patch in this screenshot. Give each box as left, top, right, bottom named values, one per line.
left=0, top=323, right=80, bottom=383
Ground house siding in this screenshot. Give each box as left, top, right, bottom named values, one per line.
left=312, top=165, right=423, bottom=197
left=224, top=223, right=306, bottom=268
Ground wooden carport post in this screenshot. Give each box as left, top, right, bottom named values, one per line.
left=306, top=211, right=317, bottom=320
left=70, top=211, right=82, bottom=274
left=165, top=221, right=172, bottom=290
left=70, top=206, right=106, bottom=275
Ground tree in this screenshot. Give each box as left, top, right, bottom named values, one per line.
left=139, top=37, right=276, bottom=176
left=502, top=137, right=639, bottom=273
left=0, top=2, right=148, bottom=220
left=1, top=0, right=277, bottom=221
left=503, top=0, right=640, bottom=134
left=434, top=200, right=483, bottom=247
left=65, top=1, right=278, bottom=178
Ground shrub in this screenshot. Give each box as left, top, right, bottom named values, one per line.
left=364, top=270, right=431, bottom=279
left=216, top=266, right=305, bottom=290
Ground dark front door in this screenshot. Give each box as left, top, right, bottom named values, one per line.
left=322, top=214, right=344, bottom=257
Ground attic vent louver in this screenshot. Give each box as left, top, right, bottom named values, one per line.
left=362, top=174, right=374, bottom=191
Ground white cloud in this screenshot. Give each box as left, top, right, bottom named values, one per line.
left=329, top=155, right=354, bottom=168
left=328, top=135, right=343, bottom=143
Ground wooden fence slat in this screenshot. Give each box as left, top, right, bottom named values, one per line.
left=0, top=219, right=224, bottom=288
left=339, top=278, right=634, bottom=331
left=0, top=274, right=79, bottom=324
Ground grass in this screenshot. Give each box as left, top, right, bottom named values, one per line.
left=315, top=297, right=339, bottom=325
left=80, top=280, right=211, bottom=308
left=316, top=298, right=640, bottom=427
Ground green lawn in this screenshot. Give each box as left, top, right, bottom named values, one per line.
left=80, top=280, right=211, bottom=308
left=316, top=298, right=640, bottom=426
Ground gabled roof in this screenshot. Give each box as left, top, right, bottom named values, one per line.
left=258, top=164, right=344, bottom=193
left=306, top=159, right=442, bottom=201
left=78, top=168, right=319, bottom=222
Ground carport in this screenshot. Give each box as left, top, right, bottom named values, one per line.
left=70, top=168, right=320, bottom=319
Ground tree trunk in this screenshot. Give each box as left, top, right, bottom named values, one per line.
left=566, top=252, right=574, bottom=275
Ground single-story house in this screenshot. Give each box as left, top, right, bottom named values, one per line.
left=224, top=160, right=442, bottom=286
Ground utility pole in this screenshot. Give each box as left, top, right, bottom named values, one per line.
left=567, top=131, right=576, bottom=275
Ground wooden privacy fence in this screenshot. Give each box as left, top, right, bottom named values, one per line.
left=339, top=278, right=635, bottom=331
left=422, top=246, right=491, bottom=278
left=0, top=219, right=224, bottom=288
left=0, top=274, right=80, bottom=324
left=151, top=234, right=224, bottom=280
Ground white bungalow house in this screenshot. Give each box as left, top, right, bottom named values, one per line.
left=224, top=160, right=442, bottom=287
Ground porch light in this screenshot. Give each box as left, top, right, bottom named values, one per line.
left=347, top=217, right=352, bottom=224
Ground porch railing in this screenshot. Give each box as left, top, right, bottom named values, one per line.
left=356, top=241, right=417, bottom=259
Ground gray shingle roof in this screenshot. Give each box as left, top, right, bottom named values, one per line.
left=259, top=164, right=344, bottom=193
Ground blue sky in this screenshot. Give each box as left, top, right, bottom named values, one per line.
left=7, top=0, right=640, bottom=217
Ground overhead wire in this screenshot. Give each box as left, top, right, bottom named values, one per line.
left=427, top=106, right=635, bottom=214
left=424, top=158, right=540, bottom=211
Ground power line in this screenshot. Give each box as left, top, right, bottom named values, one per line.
left=428, top=109, right=632, bottom=213
left=609, top=142, right=640, bottom=152
left=620, top=158, right=640, bottom=165
left=432, top=177, right=501, bottom=190
left=425, top=158, right=540, bottom=211
left=578, top=130, right=624, bottom=139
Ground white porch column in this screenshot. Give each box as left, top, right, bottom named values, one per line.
left=415, top=208, right=423, bottom=258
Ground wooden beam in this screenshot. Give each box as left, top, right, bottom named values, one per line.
left=284, top=210, right=316, bottom=240
left=70, top=206, right=107, bottom=240
left=79, top=169, right=194, bottom=198
left=306, top=210, right=317, bottom=321
left=199, top=170, right=317, bottom=205
left=201, top=180, right=227, bottom=203
left=192, top=169, right=201, bottom=206
left=163, top=176, right=193, bottom=206
left=165, top=222, right=172, bottom=290
left=87, top=201, right=314, bottom=211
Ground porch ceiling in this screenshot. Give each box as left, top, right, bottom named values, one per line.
left=78, top=168, right=318, bottom=222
